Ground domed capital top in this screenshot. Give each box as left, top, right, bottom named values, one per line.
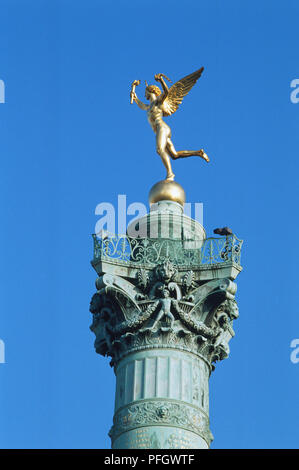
left=149, top=180, right=186, bottom=206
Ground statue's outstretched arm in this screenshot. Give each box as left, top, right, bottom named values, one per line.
left=132, top=92, right=149, bottom=111
left=155, top=74, right=170, bottom=104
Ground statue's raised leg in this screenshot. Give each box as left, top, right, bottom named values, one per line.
left=167, top=140, right=209, bottom=162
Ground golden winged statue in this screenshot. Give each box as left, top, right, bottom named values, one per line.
left=130, top=68, right=209, bottom=181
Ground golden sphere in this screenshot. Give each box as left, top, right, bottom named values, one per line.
left=149, top=180, right=186, bottom=206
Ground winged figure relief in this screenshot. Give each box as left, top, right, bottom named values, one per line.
left=131, top=68, right=209, bottom=181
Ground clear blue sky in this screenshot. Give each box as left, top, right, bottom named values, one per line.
left=0, top=0, right=299, bottom=449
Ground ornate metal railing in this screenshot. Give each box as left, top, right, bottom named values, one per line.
left=200, top=235, right=243, bottom=265
left=92, top=233, right=243, bottom=268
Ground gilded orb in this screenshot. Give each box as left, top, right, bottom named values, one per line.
left=149, top=180, right=186, bottom=206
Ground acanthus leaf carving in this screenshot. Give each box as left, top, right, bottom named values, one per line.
left=90, top=264, right=239, bottom=369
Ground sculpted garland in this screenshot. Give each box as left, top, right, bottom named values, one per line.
left=89, top=259, right=238, bottom=367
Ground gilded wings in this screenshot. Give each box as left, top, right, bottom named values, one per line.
left=161, top=67, right=204, bottom=117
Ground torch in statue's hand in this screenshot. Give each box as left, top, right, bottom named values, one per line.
left=130, top=79, right=141, bottom=104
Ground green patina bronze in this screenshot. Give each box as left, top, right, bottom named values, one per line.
left=89, top=199, right=243, bottom=449
left=92, top=233, right=242, bottom=267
